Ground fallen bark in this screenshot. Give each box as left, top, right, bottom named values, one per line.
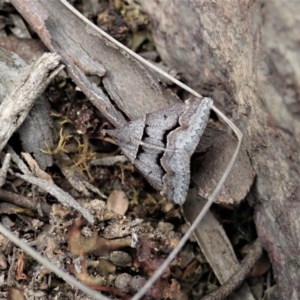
left=0, top=49, right=61, bottom=152
left=140, top=0, right=300, bottom=298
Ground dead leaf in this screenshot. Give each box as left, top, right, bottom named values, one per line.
left=7, top=287, right=25, bottom=300
left=67, top=218, right=132, bottom=257
left=107, top=190, right=129, bottom=215
left=193, top=124, right=255, bottom=204
left=183, top=189, right=240, bottom=284
left=250, top=253, right=271, bottom=277
left=15, top=252, right=26, bottom=280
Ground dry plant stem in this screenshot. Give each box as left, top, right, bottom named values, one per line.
left=0, top=223, right=110, bottom=300
left=202, top=240, right=263, bottom=300
left=82, top=180, right=107, bottom=199
left=15, top=172, right=94, bottom=224
left=56, top=152, right=106, bottom=198
left=60, top=0, right=242, bottom=140
left=66, top=0, right=244, bottom=291
left=58, top=2, right=242, bottom=298
left=0, top=53, right=62, bottom=152
left=0, top=153, right=11, bottom=187
left=10, top=2, right=243, bottom=298
left=7, top=246, right=17, bottom=285
left=0, top=189, right=51, bottom=215
left=131, top=132, right=242, bottom=300
left=7, top=146, right=31, bottom=175
left=74, top=134, right=94, bottom=181
left=184, top=190, right=242, bottom=285
left=7, top=146, right=94, bottom=223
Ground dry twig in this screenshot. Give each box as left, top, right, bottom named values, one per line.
left=0, top=153, right=11, bottom=188
left=202, top=240, right=263, bottom=300
left=0, top=52, right=62, bottom=152
left=0, top=189, right=51, bottom=215
left=15, top=173, right=94, bottom=224
left=7, top=147, right=94, bottom=223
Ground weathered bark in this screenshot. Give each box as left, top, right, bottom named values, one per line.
left=0, top=46, right=54, bottom=169
left=11, top=0, right=181, bottom=129
left=11, top=0, right=254, bottom=206
left=0, top=50, right=60, bottom=153
left=139, top=0, right=300, bottom=298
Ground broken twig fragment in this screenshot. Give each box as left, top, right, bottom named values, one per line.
left=0, top=52, right=62, bottom=152
left=7, top=147, right=94, bottom=223
left=202, top=240, right=263, bottom=300
left=0, top=153, right=11, bottom=188
left=15, top=173, right=94, bottom=224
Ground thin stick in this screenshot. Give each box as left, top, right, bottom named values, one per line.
left=131, top=134, right=242, bottom=300
left=62, top=2, right=243, bottom=299
left=15, top=172, right=94, bottom=224
left=0, top=153, right=11, bottom=188
left=202, top=240, right=263, bottom=300
left=0, top=223, right=110, bottom=300
left=0, top=53, right=62, bottom=152
left=7, top=147, right=94, bottom=224
left=60, top=0, right=242, bottom=140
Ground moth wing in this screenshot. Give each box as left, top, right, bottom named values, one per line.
left=104, top=117, right=144, bottom=162
left=161, top=152, right=190, bottom=205
left=167, top=97, right=213, bottom=153
left=161, top=97, right=213, bottom=204
left=134, top=147, right=164, bottom=191
left=143, top=104, right=184, bottom=148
